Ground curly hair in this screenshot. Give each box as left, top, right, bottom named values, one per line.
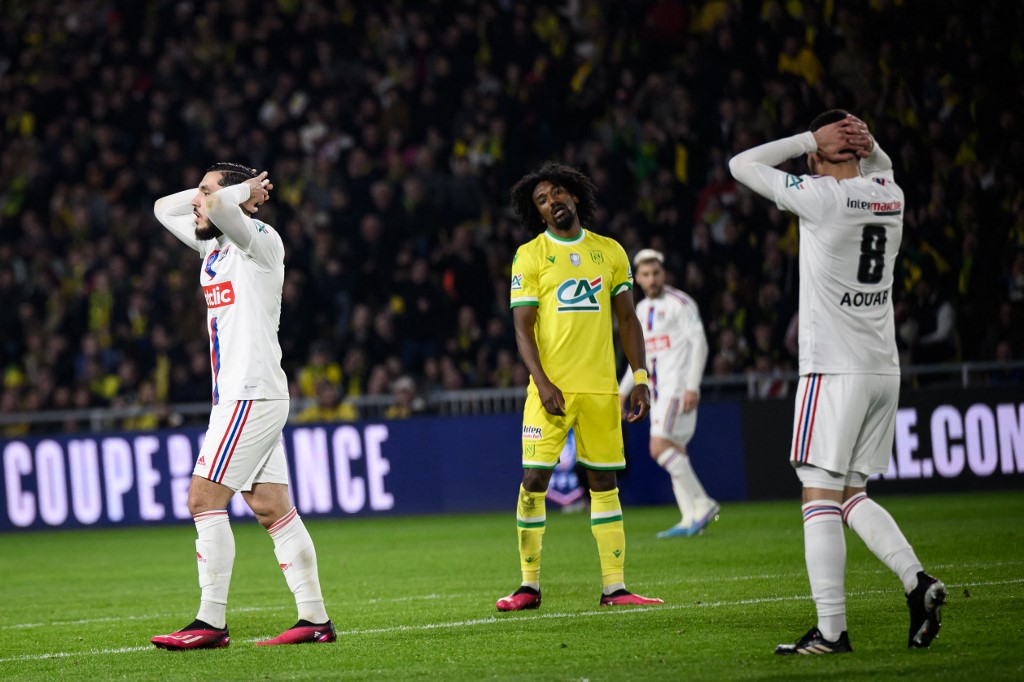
left=206, top=162, right=258, bottom=187
left=510, top=162, right=598, bottom=231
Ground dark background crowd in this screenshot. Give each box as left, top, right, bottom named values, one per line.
left=1, top=0, right=1022, bottom=431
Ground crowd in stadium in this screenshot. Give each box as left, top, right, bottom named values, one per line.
left=1, top=1, right=1021, bottom=432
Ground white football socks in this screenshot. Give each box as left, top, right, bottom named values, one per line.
left=802, top=500, right=846, bottom=642
left=656, top=448, right=710, bottom=524
left=268, top=507, right=329, bottom=624
left=842, top=493, right=924, bottom=594
left=193, top=510, right=234, bottom=629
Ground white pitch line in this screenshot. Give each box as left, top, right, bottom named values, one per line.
left=0, top=595, right=450, bottom=631
left=1, top=646, right=153, bottom=663
left=2, top=578, right=1021, bottom=664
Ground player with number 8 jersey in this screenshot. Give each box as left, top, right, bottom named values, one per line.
left=731, top=129, right=903, bottom=375
left=730, top=111, right=946, bottom=655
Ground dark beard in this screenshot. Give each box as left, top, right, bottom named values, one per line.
left=552, top=206, right=575, bottom=230
left=194, top=224, right=223, bottom=241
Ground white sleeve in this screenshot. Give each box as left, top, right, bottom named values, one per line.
left=683, top=313, right=708, bottom=393
left=859, top=140, right=895, bottom=179
left=729, top=133, right=828, bottom=224
left=618, top=363, right=635, bottom=399
left=728, top=132, right=817, bottom=199
left=205, top=183, right=283, bottom=268
left=205, top=183, right=255, bottom=251
left=153, top=189, right=203, bottom=253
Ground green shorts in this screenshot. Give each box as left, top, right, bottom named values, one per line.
left=521, top=390, right=625, bottom=470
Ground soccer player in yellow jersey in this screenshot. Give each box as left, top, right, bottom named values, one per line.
left=497, top=162, right=664, bottom=610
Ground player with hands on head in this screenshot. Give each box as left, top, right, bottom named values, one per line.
left=498, top=162, right=663, bottom=612
left=729, top=112, right=946, bottom=655
left=619, top=249, right=718, bottom=538
left=150, top=163, right=335, bottom=650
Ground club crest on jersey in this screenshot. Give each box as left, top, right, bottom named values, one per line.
left=510, top=273, right=523, bottom=290
left=204, top=250, right=223, bottom=279
left=590, top=250, right=604, bottom=264
left=556, top=276, right=602, bottom=312
left=203, top=281, right=235, bottom=308
left=570, top=253, right=581, bottom=267
left=786, top=174, right=806, bottom=190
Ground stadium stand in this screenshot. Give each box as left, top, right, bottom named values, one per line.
left=0, top=1, right=1021, bottom=433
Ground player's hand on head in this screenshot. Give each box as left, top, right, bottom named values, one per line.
left=242, top=171, right=273, bottom=213
left=626, top=384, right=650, bottom=423
left=813, top=120, right=858, bottom=163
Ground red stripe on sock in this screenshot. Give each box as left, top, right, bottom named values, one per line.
left=841, top=493, right=868, bottom=524
left=268, top=507, right=298, bottom=535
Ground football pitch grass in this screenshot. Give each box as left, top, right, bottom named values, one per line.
left=1, top=490, right=1021, bottom=680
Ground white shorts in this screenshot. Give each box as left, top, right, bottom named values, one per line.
left=194, top=399, right=290, bottom=492
left=649, top=394, right=697, bottom=447
left=789, top=373, right=899, bottom=477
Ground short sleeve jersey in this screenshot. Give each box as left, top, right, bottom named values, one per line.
left=770, top=170, right=904, bottom=375
left=509, top=229, right=633, bottom=394
left=635, top=285, right=705, bottom=398
left=198, top=220, right=289, bottom=403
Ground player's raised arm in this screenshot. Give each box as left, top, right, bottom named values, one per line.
left=728, top=132, right=819, bottom=200
left=612, top=290, right=650, bottom=423
left=154, top=189, right=204, bottom=252
left=512, top=304, right=565, bottom=416
left=204, top=172, right=272, bottom=254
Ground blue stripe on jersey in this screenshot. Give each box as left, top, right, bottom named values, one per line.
left=211, top=317, right=221, bottom=405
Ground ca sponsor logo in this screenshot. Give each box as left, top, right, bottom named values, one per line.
left=786, top=174, right=806, bottom=190
left=523, top=425, right=543, bottom=440
left=511, top=273, right=523, bottom=290
left=556, top=276, right=602, bottom=312
left=203, top=281, right=235, bottom=308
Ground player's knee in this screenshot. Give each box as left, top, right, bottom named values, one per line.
left=187, top=476, right=232, bottom=516
left=522, top=468, right=552, bottom=493
left=586, top=469, right=617, bottom=492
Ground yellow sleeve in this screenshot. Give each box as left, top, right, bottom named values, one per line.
left=509, top=246, right=539, bottom=308
left=609, top=240, right=633, bottom=297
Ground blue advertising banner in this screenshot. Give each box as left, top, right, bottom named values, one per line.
left=7, top=388, right=1014, bottom=531
left=0, top=406, right=749, bottom=532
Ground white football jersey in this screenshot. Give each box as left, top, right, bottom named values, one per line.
left=154, top=185, right=290, bottom=403
left=729, top=133, right=903, bottom=375
left=620, top=285, right=708, bottom=401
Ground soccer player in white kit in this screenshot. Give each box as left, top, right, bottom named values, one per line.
left=618, top=249, right=718, bottom=538
left=729, top=111, right=946, bottom=654
left=150, top=163, right=335, bottom=649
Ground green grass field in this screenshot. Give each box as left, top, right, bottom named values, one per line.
left=1, top=490, right=1022, bottom=680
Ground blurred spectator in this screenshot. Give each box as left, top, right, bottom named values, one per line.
left=899, top=279, right=958, bottom=365
left=294, top=379, right=358, bottom=424
left=0, top=0, right=1020, bottom=426
left=384, top=375, right=427, bottom=419
left=297, top=341, right=343, bottom=399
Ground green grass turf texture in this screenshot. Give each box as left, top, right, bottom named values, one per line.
left=0, top=490, right=1021, bottom=681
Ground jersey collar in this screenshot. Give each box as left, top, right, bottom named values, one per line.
left=543, top=228, right=586, bottom=245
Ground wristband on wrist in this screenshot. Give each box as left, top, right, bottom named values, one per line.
left=633, top=369, right=649, bottom=387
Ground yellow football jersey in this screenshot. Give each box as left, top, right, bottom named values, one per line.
left=510, top=229, right=633, bottom=394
